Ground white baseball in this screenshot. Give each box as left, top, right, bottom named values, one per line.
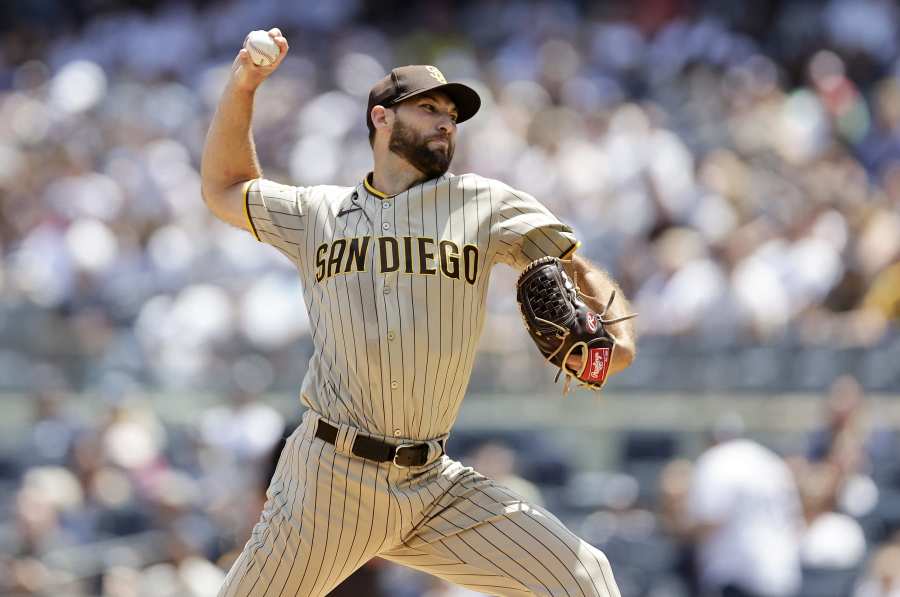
left=244, top=30, right=280, bottom=67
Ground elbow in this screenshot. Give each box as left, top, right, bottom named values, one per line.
left=199, top=180, right=228, bottom=224
left=200, top=185, right=219, bottom=223
left=199, top=163, right=218, bottom=203
left=200, top=181, right=210, bottom=206
left=199, top=156, right=227, bottom=208
left=200, top=180, right=215, bottom=208
left=200, top=178, right=227, bottom=212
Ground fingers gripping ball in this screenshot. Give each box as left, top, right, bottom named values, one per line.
left=516, top=256, right=636, bottom=393
left=244, top=30, right=280, bottom=66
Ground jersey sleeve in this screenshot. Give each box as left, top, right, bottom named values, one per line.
left=492, top=183, right=579, bottom=270
left=244, top=178, right=306, bottom=260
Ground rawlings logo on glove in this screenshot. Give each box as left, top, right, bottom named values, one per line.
left=585, top=347, right=611, bottom=383
left=516, top=256, right=636, bottom=393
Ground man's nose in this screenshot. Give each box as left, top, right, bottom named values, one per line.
left=437, top=117, right=455, bottom=135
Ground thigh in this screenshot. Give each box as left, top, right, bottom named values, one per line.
left=220, top=423, right=398, bottom=597
left=382, top=464, right=621, bottom=597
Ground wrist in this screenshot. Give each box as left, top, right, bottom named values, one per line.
left=228, top=77, right=260, bottom=96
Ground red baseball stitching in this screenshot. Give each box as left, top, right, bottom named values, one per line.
left=247, top=40, right=277, bottom=65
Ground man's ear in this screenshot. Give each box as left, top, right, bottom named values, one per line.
left=371, top=105, right=392, bottom=130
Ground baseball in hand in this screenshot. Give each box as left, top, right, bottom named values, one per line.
left=245, top=30, right=280, bottom=66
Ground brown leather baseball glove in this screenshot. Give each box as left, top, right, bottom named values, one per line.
left=516, top=256, right=636, bottom=393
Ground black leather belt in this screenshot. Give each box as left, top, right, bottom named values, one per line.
left=314, top=420, right=444, bottom=468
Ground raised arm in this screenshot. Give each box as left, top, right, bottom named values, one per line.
left=566, top=254, right=637, bottom=376
left=200, top=28, right=289, bottom=230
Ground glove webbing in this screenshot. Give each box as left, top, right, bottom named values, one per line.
left=538, top=287, right=637, bottom=395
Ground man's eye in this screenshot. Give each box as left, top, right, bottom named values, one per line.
left=422, top=104, right=435, bottom=112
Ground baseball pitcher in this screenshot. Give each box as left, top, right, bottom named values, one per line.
left=201, top=28, right=637, bottom=597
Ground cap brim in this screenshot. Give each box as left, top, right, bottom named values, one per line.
left=391, top=82, right=481, bottom=124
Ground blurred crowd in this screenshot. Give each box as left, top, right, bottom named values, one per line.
left=1, top=0, right=900, bottom=394
left=650, top=375, right=900, bottom=597
left=0, top=385, right=287, bottom=596
left=2, top=374, right=899, bottom=596
left=2, top=0, right=900, bottom=595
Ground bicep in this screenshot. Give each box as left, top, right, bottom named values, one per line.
left=202, top=180, right=254, bottom=232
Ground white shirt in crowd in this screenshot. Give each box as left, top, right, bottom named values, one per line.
left=801, top=511, right=866, bottom=569
left=688, top=439, right=803, bottom=597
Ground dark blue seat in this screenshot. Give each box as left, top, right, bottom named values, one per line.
left=797, top=566, right=860, bottom=597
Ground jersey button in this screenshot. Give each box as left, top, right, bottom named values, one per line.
left=382, top=222, right=390, bottom=231
left=383, top=202, right=391, bottom=209
left=390, top=380, right=399, bottom=389
left=387, top=331, right=395, bottom=341
left=393, top=429, right=402, bottom=437
left=383, top=286, right=391, bottom=295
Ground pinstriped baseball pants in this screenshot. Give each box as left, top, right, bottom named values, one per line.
left=219, top=411, right=621, bottom=597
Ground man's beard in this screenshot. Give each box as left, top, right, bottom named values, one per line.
left=388, top=119, right=454, bottom=180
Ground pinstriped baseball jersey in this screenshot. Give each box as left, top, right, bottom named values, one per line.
left=243, top=172, right=578, bottom=442
left=222, top=170, right=623, bottom=597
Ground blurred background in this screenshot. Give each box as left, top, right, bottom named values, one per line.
left=1, top=0, right=899, bottom=595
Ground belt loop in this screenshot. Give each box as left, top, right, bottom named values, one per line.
left=335, top=424, right=358, bottom=456
left=304, top=410, right=322, bottom=440
left=425, top=437, right=445, bottom=465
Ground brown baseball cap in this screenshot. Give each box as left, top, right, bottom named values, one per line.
left=366, top=65, right=481, bottom=135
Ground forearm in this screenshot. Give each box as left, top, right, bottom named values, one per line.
left=200, top=81, right=262, bottom=197
left=567, top=254, right=637, bottom=373
left=199, top=29, right=288, bottom=229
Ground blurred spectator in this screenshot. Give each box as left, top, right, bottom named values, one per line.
left=209, top=413, right=291, bottom=574
left=809, top=375, right=870, bottom=464
left=794, top=459, right=866, bottom=569
left=466, top=440, right=544, bottom=507
left=658, top=458, right=700, bottom=595
left=863, top=259, right=900, bottom=323
left=853, top=542, right=900, bottom=597
left=0, top=468, right=82, bottom=594
left=808, top=375, right=897, bottom=515
left=19, top=386, right=83, bottom=469
left=199, top=390, right=285, bottom=465
left=687, top=419, right=803, bottom=597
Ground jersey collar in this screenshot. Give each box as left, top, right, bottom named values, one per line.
left=363, top=173, right=392, bottom=198
left=363, top=172, right=453, bottom=199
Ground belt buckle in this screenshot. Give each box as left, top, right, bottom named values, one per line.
left=392, top=443, right=417, bottom=468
